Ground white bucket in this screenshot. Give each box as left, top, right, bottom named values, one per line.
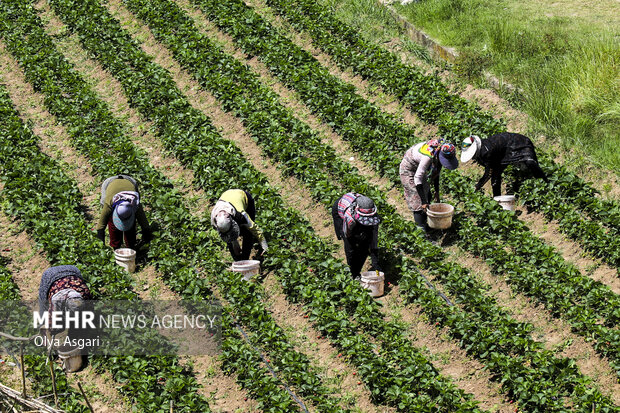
left=360, top=271, right=385, bottom=297
left=114, top=248, right=136, bottom=273
left=426, top=203, right=454, bottom=229
left=232, top=260, right=261, bottom=281
left=494, top=195, right=516, bottom=211
left=58, top=347, right=82, bottom=373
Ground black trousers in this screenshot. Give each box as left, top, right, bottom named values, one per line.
left=228, top=191, right=256, bottom=261
left=332, top=201, right=369, bottom=279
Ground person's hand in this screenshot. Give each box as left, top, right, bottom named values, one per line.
left=142, top=228, right=153, bottom=243
left=96, top=229, right=105, bottom=242
left=421, top=204, right=430, bottom=210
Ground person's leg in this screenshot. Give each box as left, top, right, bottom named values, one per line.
left=343, top=238, right=364, bottom=279
left=402, top=174, right=429, bottom=231
left=123, top=224, right=137, bottom=249
left=524, top=160, right=549, bottom=182
left=107, top=219, right=123, bottom=249
left=239, top=227, right=253, bottom=260
left=348, top=242, right=368, bottom=279
left=491, top=166, right=506, bottom=197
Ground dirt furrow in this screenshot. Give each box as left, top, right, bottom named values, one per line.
left=516, top=206, right=620, bottom=294
left=101, top=1, right=525, bottom=410
left=30, top=2, right=260, bottom=410
left=165, top=1, right=620, bottom=404
left=0, top=211, right=132, bottom=412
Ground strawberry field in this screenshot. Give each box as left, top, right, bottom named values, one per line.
left=0, top=0, right=618, bottom=412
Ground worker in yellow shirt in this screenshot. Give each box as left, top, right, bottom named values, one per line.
left=211, top=189, right=268, bottom=261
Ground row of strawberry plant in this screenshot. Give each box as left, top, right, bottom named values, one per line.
left=263, top=0, right=504, bottom=142
left=193, top=0, right=620, bottom=349
left=443, top=176, right=620, bottom=375
left=104, top=0, right=615, bottom=409
left=270, top=0, right=620, bottom=240
left=3, top=1, right=342, bottom=409
left=0, top=82, right=210, bottom=412
left=52, top=0, right=486, bottom=409
left=175, top=0, right=620, bottom=385
left=199, top=0, right=620, bottom=274
left=519, top=171, right=620, bottom=270
left=456, top=215, right=620, bottom=372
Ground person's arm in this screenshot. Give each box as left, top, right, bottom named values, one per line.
left=414, top=158, right=431, bottom=208
left=96, top=203, right=112, bottom=233
left=240, top=212, right=268, bottom=251
left=475, top=166, right=492, bottom=192
left=368, top=225, right=380, bottom=271
left=135, top=205, right=152, bottom=241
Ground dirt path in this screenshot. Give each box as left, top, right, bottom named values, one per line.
left=169, top=1, right=620, bottom=403
left=517, top=206, right=620, bottom=294
left=0, top=212, right=132, bottom=412
left=29, top=2, right=261, bottom=410
left=101, top=2, right=532, bottom=409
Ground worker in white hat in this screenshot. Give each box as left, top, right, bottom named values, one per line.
left=461, top=132, right=548, bottom=196
left=211, top=189, right=267, bottom=261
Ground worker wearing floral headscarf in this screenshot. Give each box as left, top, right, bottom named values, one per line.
left=400, top=139, right=458, bottom=231
left=332, top=193, right=381, bottom=280
left=38, top=265, right=92, bottom=335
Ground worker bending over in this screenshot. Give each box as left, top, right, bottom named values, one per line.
left=211, top=189, right=268, bottom=261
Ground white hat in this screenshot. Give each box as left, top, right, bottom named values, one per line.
left=461, top=135, right=481, bottom=163
left=215, top=213, right=239, bottom=243
left=215, top=213, right=232, bottom=233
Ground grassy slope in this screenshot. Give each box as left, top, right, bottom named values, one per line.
left=326, top=0, right=620, bottom=176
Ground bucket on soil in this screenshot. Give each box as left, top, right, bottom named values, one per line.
left=232, top=260, right=261, bottom=281
left=57, top=346, right=82, bottom=373
left=360, top=271, right=385, bottom=297
left=114, top=248, right=136, bottom=273
left=426, top=203, right=454, bottom=229
left=494, top=195, right=516, bottom=211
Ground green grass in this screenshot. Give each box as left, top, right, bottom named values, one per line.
left=392, top=0, right=620, bottom=170
left=318, top=0, right=619, bottom=173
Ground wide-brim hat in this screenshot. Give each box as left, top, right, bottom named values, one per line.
left=112, top=202, right=136, bottom=232
left=438, top=143, right=459, bottom=170
left=461, top=135, right=481, bottom=163
left=219, top=220, right=240, bottom=243
left=353, top=196, right=381, bottom=226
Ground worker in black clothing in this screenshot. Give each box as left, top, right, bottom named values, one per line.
left=461, top=132, right=549, bottom=196
left=332, top=193, right=381, bottom=280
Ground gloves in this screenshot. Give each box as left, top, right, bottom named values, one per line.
left=142, top=228, right=153, bottom=243
left=96, top=229, right=105, bottom=242
left=260, top=239, right=268, bottom=255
